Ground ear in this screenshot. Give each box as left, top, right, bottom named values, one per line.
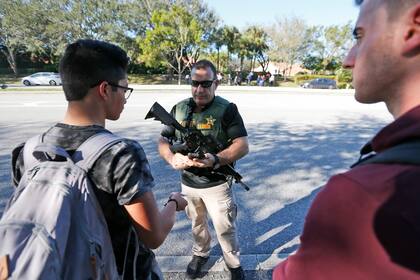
left=98, top=81, right=109, bottom=100
left=402, top=4, right=420, bottom=55
left=213, top=79, right=219, bottom=90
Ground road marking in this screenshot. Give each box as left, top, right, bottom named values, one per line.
left=255, top=223, right=292, bottom=245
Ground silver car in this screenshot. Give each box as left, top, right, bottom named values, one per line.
left=301, top=78, right=337, bottom=89
left=22, top=72, right=62, bottom=86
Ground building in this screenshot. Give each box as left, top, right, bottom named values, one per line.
left=252, top=62, right=308, bottom=76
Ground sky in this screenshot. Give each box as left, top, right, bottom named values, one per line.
left=205, top=0, right=360, bottom=29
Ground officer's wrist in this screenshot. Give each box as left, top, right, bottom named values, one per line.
left=164, top=198, right=179, bottom=211
left=212, top=154, right=220, bottom=169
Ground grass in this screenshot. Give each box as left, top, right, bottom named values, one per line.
left=1, top=87, right=61, bottom=92
left=0, top=74, right=189, bottom=86
left=277, top=81, right=299, bottom=87
left=0, top=75, right=23, bottom=85
left=128, top=74, right=188, bottom=85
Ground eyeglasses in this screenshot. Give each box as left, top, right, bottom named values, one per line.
left=191, top=80, right=214, bottom=88
left=90, top=81, right=133, bottom=100
left=107, top=82, right=133, bottom=100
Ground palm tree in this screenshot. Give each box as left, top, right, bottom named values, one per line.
left=221, top=26, right=240, bottom=72
left=243, top=26, right=268, bottom=71
left=209, top=26, right=225, bottom=71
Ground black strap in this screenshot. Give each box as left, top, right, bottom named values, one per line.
left=185, top=98, right=196, bottom=128
left=352, top=140, right=420, bottom=168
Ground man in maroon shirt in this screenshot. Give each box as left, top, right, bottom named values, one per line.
left=274, top=0, right=420, bottom=279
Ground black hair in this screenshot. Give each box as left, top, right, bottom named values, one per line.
left=191, top=60, right=217, bottom=80
left=59, top=39, right=130, bottom=101
left=355, top=0, right=420, bottom=21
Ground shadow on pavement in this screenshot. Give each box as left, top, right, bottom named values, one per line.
left=0, top=115, right=387, bottom=273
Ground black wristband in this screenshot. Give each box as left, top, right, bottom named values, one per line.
left=212, top=154, right=220, bottom=169
left=164, top=198, right=179, bottom=211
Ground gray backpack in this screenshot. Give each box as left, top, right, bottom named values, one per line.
left=0, top=132, right=122, bottom=279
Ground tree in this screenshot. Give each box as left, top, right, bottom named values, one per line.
left=139, top=5, right=206, bottom=84
left=209, top=26, right=225, bottom=71
left=137, top=0, right=218, bottom=73
left=0, top=0, right=63, bottom=73
left=243, top=26, right=269, bottom=72
left=307, top=23, right=353, bottom=73
left=137, top=0, right=218, bottom=39
left=256, top=51, right=270, bottom=74
left=0, top=0, right=46, bottom=75
left=20, top=0, right=69, bottom=65
left=220, top=26, right=240, bottom=72
left=0, top=0, right=150, bottom=74
left=0, top=0, right=217, bottom=77
left=201, top=50, right=229, bottom=73
left=99, top=0, right=152, bottom=60
left=302, top=55, right=324, bottom=73
left=178, top=0, right=218, bottom=39
left=267, top=16, right=311, bottom=80
left=236, top=34, right=252, bottom=72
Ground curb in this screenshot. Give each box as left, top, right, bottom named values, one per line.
left=162, top=270, right=272, bottom=279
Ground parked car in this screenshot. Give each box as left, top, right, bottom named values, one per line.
left=301, top=78, right=337, bottom=89
left=21, top=72, right=62, bottom=86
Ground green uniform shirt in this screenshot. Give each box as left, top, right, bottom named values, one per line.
left=162, top=96, right=247, bottom=188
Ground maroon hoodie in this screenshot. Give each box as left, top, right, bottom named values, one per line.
left=274, top=106, right=420, bottom=280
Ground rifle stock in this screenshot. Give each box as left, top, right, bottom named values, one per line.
left=145, top=102, right=186, bottom=132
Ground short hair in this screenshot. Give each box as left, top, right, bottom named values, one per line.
left=59, top=39, right=130, bottom=101
left=355, top=0, right=420, bottom=21
left=191, top=60, right=217, bottom=80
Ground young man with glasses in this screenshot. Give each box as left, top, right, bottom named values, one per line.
left=11, top=39, right=187, bottom=279
left=158, top=60, right=249, bottom=280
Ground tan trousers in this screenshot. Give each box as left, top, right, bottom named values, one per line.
left=182, top=182, right=241, bottom=269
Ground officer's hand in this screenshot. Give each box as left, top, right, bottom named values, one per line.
left=169, top=192, right=188, bottom=211
left=190, top=153, right=216, bottom=168
left=170, top=153, right=193, bottom=170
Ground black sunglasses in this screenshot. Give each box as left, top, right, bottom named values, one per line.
left=191, top=80, right=214, bottom=88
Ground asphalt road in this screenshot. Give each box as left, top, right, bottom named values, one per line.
left=0, top=86, right=391, bottom=279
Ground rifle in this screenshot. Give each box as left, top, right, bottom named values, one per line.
left=145, top=102, right=250, bottom=191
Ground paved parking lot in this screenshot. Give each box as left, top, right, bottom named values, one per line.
left=0, top=86, right=391, bottom=279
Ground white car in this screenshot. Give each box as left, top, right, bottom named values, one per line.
left=21, top=72, right=62, bottom=86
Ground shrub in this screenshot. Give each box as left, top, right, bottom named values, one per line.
left=336, top=68, right=353, bottom=83
left=338, top=82, right=353, bottom=89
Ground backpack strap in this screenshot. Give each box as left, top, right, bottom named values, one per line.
left=22, top=132, right=122, bottom=173
left=23, top=134, right=44, bottom=171
left=72, top=132, right=123, bottom=171
left=352, top=140, right=420, bottom=167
